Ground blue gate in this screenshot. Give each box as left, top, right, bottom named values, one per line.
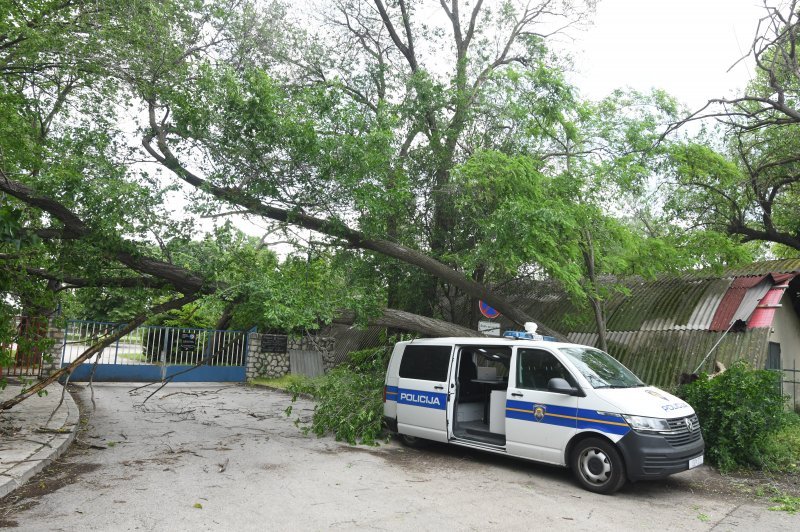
left=61, top=320, right=253, bottom=382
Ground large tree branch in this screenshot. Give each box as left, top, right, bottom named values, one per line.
left=372, top=0, right=417, bottom=71
left=0, top=170, right=208, bottom=294
left=142, top=115, right=567, bottom=339
left=334, top=308, right=484, bottom=337
left=23, top=267, right=171, bottom=291
left=728, top=222, right=800, bottom=250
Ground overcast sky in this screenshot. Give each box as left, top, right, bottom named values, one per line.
left=565, top=0, right=766, bottom=110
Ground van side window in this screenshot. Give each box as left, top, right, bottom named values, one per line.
left=399, top=345, right=451, bottom=381
left=517, top=349, right=577, bottom=391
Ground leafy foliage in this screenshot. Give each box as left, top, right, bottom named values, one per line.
left=287, top=345, right=392, bottom=445
left=678, top=362, right=790, bottom=471
left=756, top=413, right=800, bottom=473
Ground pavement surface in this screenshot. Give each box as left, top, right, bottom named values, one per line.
left=0, top=383, right=797, bottom=531
left=0, top=383, right=79, bottom=499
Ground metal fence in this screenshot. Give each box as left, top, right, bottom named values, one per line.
left=62, top=320, right=248, bottom=368
left=1, top=316, right=46, bottom=378
left=780, top=362, right=799, bottom=412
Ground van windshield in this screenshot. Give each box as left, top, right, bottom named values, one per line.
left=558, top=347, right=644, bottom=389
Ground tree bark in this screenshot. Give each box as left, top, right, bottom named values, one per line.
left=581, top=229, right=608, bottom=352
left=334, top=308, right=485, bottom=338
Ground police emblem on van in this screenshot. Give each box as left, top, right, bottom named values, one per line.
left=534, top=405, right=546, bottom=422
left=645, top=389, right=669, bottom=401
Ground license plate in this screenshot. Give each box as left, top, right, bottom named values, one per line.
left=689, top=455, right=704, bottom=469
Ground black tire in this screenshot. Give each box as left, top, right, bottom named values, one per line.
left=570, top=437, right=627, bottom=494
left=398, top=433, right=429, bottom=449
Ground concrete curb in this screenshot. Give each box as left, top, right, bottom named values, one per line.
left=0, top=384, right=80, bottom=498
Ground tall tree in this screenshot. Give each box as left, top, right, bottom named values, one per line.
left=135, top=0, right=594, bottom=321
left=666, top=1, right=800, bottom=255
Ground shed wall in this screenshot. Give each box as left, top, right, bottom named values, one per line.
left=770, top=292, right=800, bottom=409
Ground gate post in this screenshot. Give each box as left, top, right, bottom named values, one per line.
left=245, top=332, right=261, bottom=381
left=39, top=319, right=66, bottom=380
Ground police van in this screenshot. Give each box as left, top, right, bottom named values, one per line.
left=382, top=326, right=705, bottom=494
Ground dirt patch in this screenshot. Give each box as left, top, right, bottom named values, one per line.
left=0, top=461, right=101, bottom=524
left=708, top=469, right=800, bottom=498
left=0, top=383, right=98, bottom=526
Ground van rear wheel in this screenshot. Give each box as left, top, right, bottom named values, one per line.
left=571, top=437, right=627, bottom=494
left=399, top=433, right=429, bottom=448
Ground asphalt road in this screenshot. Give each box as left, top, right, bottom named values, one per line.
left=0, top=383, right=795, bottom=531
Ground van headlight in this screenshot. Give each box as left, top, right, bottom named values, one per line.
left=622, top=415, right=671, bottom=433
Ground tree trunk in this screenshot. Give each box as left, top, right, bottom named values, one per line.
left=333, top=308, right=484, bottom=337
left=581, top=229, right=608, bottom=352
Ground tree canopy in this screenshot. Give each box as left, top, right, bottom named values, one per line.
left=2, top=0, right=794, bottom=379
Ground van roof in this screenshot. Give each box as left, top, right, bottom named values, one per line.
left=403, top=337, right=585, bottom=349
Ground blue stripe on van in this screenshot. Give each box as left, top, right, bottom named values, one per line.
left=385, top=385, right=398, bottom=401
left=505, top=400, right=631, bottom=436
left=397, top=388, right=447, bottom=410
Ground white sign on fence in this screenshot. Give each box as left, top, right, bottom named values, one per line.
left=478, top=320, right=501, bottom=336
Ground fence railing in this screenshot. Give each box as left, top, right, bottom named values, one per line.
left=62, top=320, right=248, bottom=367
left=1, top=316, right=47, bottom=377
left=779, top=361, right=799, bottom=412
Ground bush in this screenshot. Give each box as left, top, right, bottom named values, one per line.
left=757, top=413, right=800, bottom=473
left=287, top=345, right=391, bottom=445
left=678, top=361, right=789, bottom=472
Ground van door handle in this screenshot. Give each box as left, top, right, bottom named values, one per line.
left=510, top=392, right=523, bottom=397
left=434, top=385, right=444, bottom=390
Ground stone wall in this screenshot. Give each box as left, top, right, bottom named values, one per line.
left=289, top=336, right=337, bottom=373
left=39, top=319, right=65, bottom=380
left=246, top=334, right=336, bottom=381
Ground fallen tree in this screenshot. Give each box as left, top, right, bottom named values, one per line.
left=142, top=114, right=566, bottom=340
left=2, top=173, right=503, bottom=339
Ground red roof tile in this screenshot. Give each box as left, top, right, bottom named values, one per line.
left=709, top=275, right=766, bottom=331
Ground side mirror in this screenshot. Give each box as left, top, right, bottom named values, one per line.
left=548, top=377, right=582, bottom=396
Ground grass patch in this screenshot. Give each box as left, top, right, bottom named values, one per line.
left=118, top=352, right=148, bottom=363
left=769, top=494, right=800, bottom=514
left=250, top=374, right=317, bottom=391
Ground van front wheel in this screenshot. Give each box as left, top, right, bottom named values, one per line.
left=399, top=434, right=429, bottom=448
left=571, top=438, right=627, bottom=494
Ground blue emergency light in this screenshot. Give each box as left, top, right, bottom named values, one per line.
left=502, top=330, right=557, bottom=341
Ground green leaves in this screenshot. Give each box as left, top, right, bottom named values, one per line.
left=287, top=345, right=393, bottom=445
left=678, top=362, right=790, bottom=472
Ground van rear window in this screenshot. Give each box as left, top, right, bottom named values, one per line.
left=399, top=345, right=451, bottom=381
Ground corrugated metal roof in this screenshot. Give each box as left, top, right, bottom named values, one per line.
left=499, top=261, right=800, bottom=385
left=505, top=259, right=800, bottom=336
left=732, top=278, right=773, bottom=323
left=680, top=278, right=732, bottom=330
left=567, top=328, right=771, bottom=387
left=720, top=258, right=800, bottom=277
left=748, top=285, right=789, bottom=329
left=709, top=276, right=766, bottom=331
left=491, top=260, right=799, bottom=386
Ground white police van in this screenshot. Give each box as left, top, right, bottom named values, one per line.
left=383, top=326, right=704, bottom=494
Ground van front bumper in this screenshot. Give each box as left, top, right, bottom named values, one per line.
left=616, top=430, right=705, bottom=482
